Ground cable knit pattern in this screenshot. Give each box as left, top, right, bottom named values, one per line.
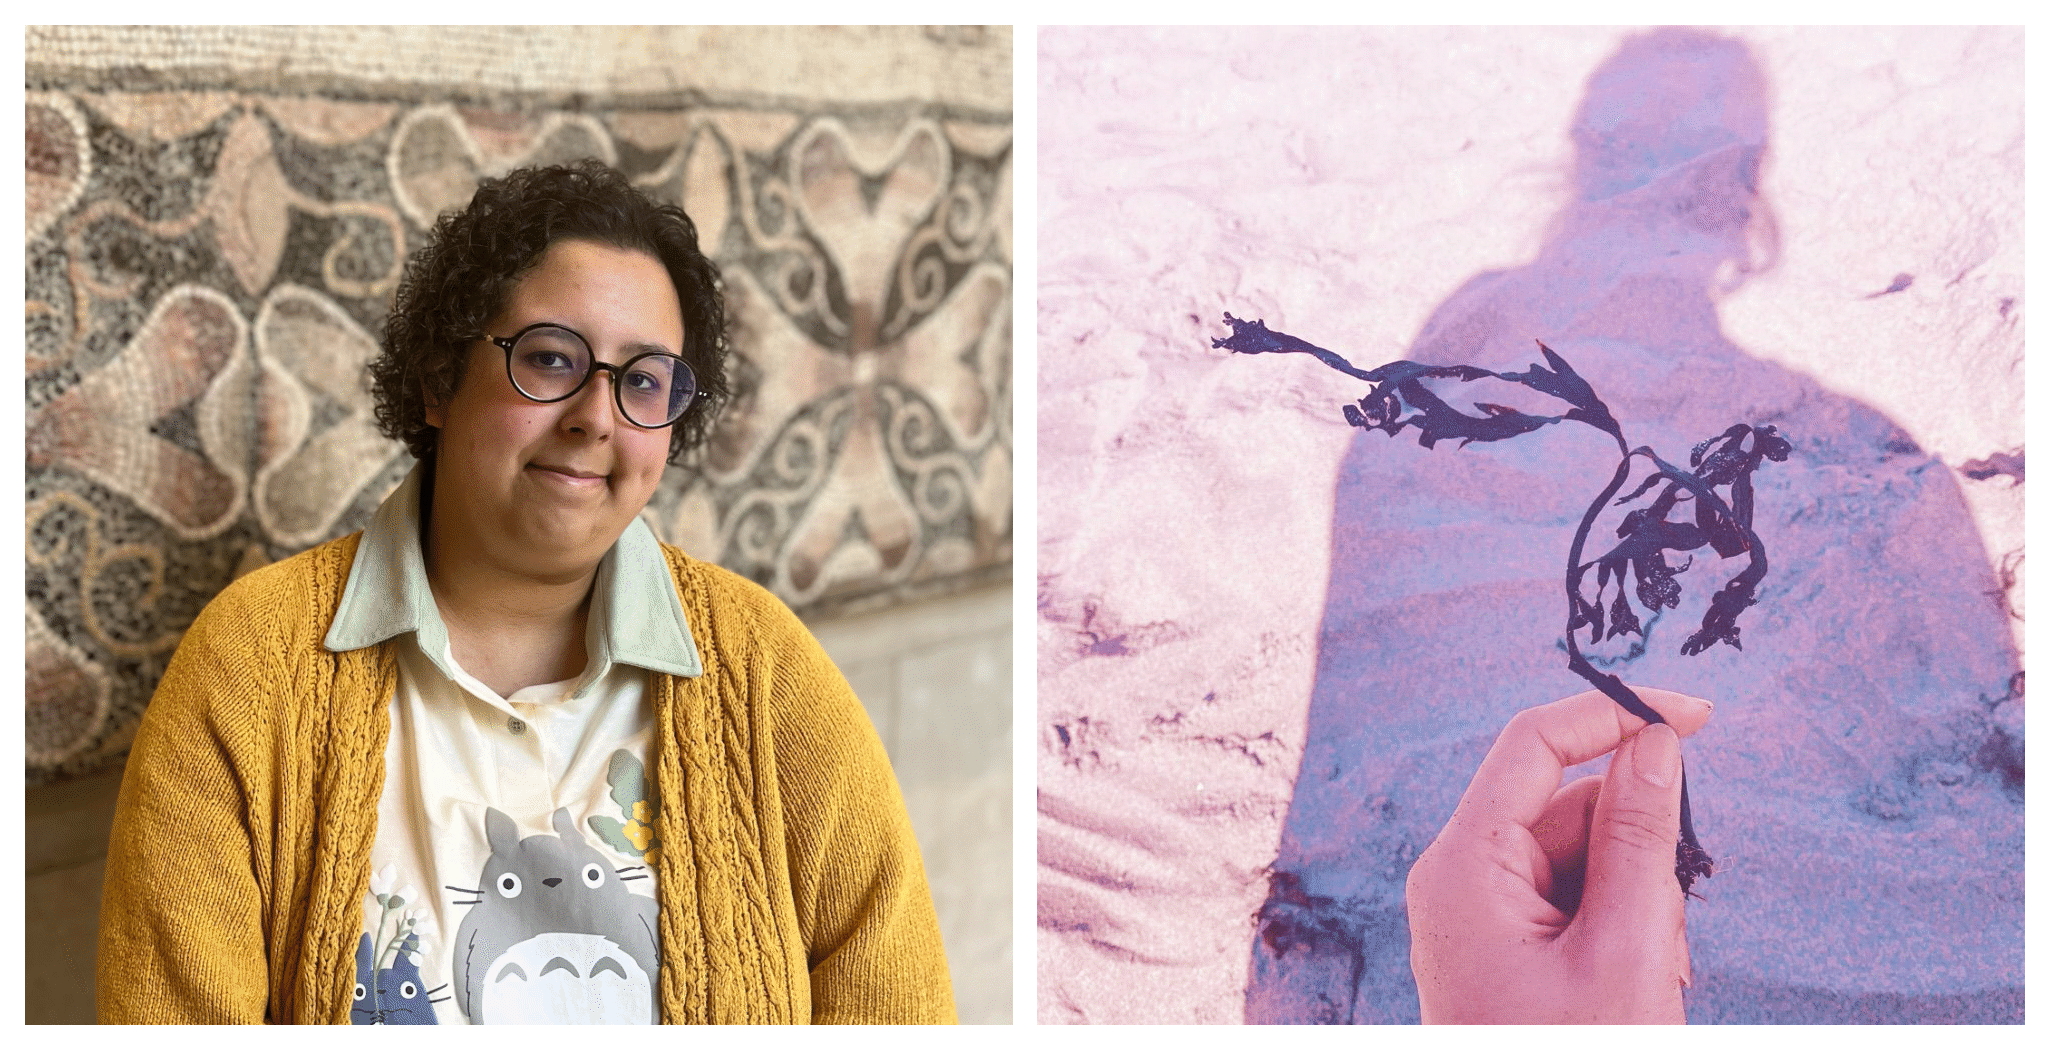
left=97, top=532, right=954, bottom=1024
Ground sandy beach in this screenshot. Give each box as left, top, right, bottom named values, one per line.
left=1037, top=26, right=2023, bottom=1024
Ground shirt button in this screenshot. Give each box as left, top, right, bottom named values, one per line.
left=507, top=717, right=527, bottom=735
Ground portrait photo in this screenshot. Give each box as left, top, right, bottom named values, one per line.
left=25, top=24, right=1012, bottom=1025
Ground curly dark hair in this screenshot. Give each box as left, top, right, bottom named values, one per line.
left=371, top=159, right=730, bottom=465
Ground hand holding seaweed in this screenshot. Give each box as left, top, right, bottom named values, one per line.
left=1215, top=313, right=1789, bottom=894
left=1406, top=687, right=1713, bottom=1022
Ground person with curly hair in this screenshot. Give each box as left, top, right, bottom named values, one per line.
left=96, top=160, right=955, bottom=1024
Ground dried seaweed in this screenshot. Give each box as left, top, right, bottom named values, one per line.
left=1215, top=313, right=1790, bottom=895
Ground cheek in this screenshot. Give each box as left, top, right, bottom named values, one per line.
left=618, top=432, right=670, bottom=490
left=456, top=404, right=552, bottom=458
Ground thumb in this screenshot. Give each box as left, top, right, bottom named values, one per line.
left=1572, top=723, right=1688, bottom=987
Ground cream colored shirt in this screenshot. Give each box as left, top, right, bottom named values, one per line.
left=324, top=463, right=702, bottom=1025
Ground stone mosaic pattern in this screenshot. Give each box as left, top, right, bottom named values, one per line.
left=24, top=61, right=1012, bottom=784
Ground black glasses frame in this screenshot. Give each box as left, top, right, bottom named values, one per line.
left=485, top=322, right=705, bottom=429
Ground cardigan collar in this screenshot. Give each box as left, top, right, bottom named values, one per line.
left=323, top=460, right=702, bottom=690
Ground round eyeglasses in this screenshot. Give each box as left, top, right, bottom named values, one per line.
left=486, top=322, right=701, bottom=429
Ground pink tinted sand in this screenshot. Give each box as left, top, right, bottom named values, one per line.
left=1037, top=27, right=2021, bottom=1023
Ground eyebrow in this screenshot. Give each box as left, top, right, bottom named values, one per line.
left=620, top=340, right=679, bottom=356
left=504, top=321, right=680, bottom=356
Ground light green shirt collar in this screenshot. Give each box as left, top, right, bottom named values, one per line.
left=323, top=461, right=702, bottom=686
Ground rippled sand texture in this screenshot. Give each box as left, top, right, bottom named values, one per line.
left=1037, top=26, right=2022, bottom=1024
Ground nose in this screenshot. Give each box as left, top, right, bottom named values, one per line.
left=543, top=877, right=562, bottom=887
left=558, top=368, right=620, bottom=438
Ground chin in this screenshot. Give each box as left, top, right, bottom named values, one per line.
left=511, top=505, right=622, bottom=552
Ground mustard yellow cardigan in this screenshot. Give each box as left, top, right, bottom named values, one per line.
left=97, top=533, right=956, bottom=1024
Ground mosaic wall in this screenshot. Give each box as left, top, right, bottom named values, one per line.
left=24, top=30, right=1013, bottom=783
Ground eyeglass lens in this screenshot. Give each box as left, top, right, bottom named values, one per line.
left=507, top=326, right=694, bottom=427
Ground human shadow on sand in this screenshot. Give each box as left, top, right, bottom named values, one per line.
left=1240, top=28, right=2022, bottom=1024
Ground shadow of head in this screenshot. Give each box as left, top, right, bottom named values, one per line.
left=1557, top=27, right=1779, bottom=293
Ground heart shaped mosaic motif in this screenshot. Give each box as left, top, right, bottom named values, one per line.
left=251, top=286, right=407, bottom=548
left=24, top=78, right=1011, bottom=783
left=793, top=120, right=950, bottom=341
left=27, top=286, right=251, bottom=540
left=26, top=94, right=90, bottom=244
left=25, top=604, right=113, bottom=768
left=390, top=105, right=619, bottom=230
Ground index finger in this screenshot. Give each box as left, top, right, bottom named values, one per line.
left=1447, top=686, right=1714, bottom=836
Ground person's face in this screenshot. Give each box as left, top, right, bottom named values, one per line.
left=424, top=238, right=682, bottom=580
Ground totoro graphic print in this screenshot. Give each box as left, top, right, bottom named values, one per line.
left=353, top=865, right=449, bottom=1023
left=352, top=932, right=443, bottom=1024
left=449, top=806, right=660, bottom=1024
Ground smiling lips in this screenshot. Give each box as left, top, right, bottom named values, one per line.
left=530, top=463, right=608, bottom=486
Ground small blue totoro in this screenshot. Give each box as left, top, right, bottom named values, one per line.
left=449, top=806, right=660, bottom=1024
left=351, top=932, right=441, bottom=1024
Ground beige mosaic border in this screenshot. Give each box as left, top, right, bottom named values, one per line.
left=26, top=25, right=1011, bottom=111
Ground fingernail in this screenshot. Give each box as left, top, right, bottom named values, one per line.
left=1636, top=723, right=1679, bottom=787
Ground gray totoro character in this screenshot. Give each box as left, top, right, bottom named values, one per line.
left=448, top=806, right=660, bottom=1024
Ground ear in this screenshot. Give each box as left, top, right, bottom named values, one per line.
left=485, top=808, right=521, bottom=854
left=422, top=376, right=447, bottom=429
left=552, top=806, right=580, bottom=841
